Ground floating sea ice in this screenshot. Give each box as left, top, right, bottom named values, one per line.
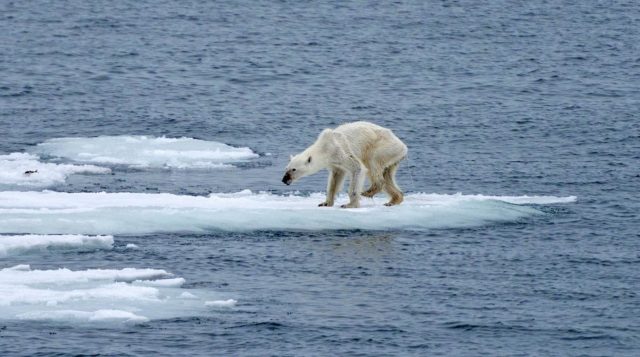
left=18, top=309, right=149, bottom=323
left=32, top=135, right=259, bottom=169
left=0, top=265, right=235, bottom=324
left=0, top=234, right=113, bottom=257
left=132, top=278, right=186, bottom=287
left=0, top=190, right=576, bottom=234
left=205, top=299, right=237, bottom=308
left=0, top=153, right=110, bottom=187
left=0, top=265, right=172, bottom=285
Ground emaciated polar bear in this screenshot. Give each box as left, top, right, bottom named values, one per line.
left=282, top=121, right=408, bottom=208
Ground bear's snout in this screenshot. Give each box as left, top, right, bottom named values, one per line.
left=282, top=172, right=292, bottom=185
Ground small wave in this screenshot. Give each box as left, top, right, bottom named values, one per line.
left=0, top=190, right=575, bottom=234
left=0, top=153, right=110, bottom=187
left=31, top=135, right=259, bottom=169
left=443, top=321, right=618, bottom=341
left=0, top=234, right=113, bottom=257
left=0, top=265, right=235, bottom=325
left=228, top=321, right=286, bottom=330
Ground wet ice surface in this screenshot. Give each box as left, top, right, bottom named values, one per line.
left=0, top=190, right=575, bottom=234
left=0, top=153, right=110, bottom=188
left=0, top=264, right=235, bottom=324
left=1, top=0, right=639, bottom=356
left=0, top=235, right=113, bottom=257
left=32, top=135, right=259, bottom=169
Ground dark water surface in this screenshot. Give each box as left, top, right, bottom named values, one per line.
left=1, top=0, right=639, bottom=356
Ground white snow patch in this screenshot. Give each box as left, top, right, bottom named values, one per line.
left=0, top=153, right=110, bottom=187
left=0, top=234, right=113, bottom=257
left=32, top=135, right=259, bottom=169
left=125, top=243, right=139, bottom=249
left=0, top=190, right=575, bottom=234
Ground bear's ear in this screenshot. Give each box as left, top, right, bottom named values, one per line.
left=307, top=156, right=312, bottom=164
left=289, top=154, right=294, bottom=161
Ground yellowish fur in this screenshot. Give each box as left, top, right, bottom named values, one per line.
left=283, top=121, right=407, bottom=208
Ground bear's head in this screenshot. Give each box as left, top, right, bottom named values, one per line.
left=282, top=153, right=322, bottom=185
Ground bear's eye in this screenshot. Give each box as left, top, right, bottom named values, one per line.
left=292, top=168, right=296, bottom=172
left=307, top=156, right=312, bottom=164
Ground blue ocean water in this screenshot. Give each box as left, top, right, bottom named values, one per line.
left=1, top=0, right=639, bottom=355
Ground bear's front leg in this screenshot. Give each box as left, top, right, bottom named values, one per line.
left=319, top=169, right=345, bottom=207
left=341, top=162, right=366, bottom=208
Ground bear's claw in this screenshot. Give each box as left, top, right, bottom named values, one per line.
left=384, top=196, right=403, bottom=206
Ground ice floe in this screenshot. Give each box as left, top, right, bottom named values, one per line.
left=0, top=234, right=113, bottom=257
left=0, top=265, right=234, bottom=324
left=205, top=299, right=237, bottom=308
left=0, top=153, right=110, bottom=187
left=17, top=309, right=150, bottom=323
left=0, top=190, right=576, bottom=234
left=32, top=135, right=259, bottom=169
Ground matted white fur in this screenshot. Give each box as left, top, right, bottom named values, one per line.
left=283, top=121, right=408, bottom=208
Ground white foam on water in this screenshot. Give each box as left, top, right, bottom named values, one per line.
left=0, top=234, right=113, bottom=257
left=0, top=265, right=234, bottom=324
left=0, top=190, right=575, bottom=234
left=0, top=153, right=110, bottom=187
left=32, top=135, right=259, bottom=169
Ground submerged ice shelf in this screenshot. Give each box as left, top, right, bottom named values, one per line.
left=0, top=190, right=576, bottom=234
left=31, top=135, right=259, bottom=169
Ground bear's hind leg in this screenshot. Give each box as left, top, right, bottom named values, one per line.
left=383, top=162, right=403, bottom=206
left=362, top=184, right=383, bottom=198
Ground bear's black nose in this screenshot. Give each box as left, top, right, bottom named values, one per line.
left=282, top=172, right=292, bottom=185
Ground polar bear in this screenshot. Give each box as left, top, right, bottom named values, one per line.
left=282, top=121, right=408, bottom=208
